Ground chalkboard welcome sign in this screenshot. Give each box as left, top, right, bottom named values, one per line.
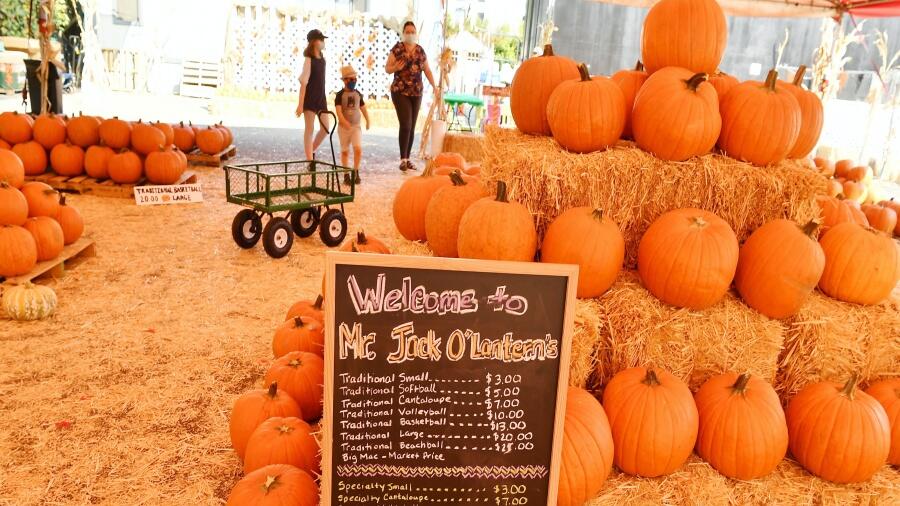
left=322, top=252, right=578, bottom=505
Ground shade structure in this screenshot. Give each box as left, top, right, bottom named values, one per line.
left=591, top=0, right=900, bottom=18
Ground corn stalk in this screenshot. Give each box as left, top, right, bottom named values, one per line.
left=811, top=18, right=863, bottom=102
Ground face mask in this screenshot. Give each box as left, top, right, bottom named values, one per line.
left=318, top=40, right=326, bottom=51
left=403, top=33, right=417, bottom=44
left=347, top=80, right=357, bottom=90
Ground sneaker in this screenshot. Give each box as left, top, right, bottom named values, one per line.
left=343, top=173, right=351, bottom=185
left=354, top=173, right=361, bottom=184
left=399, top=161, right=408, bottom=172
left=407, top=160, right=418, bottom=171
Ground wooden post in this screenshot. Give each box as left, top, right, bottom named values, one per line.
left=37, top=0, right=55, bottom=115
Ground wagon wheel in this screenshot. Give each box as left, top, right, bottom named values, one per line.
left=319, top=208, right=347, bottom=247
left=232, top=209, right=262, bottom=249
left=290, top=208, right=320, bottom=238
left=263, top=217, right=294, bottom=258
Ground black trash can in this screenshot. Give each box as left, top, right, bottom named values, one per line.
left=24, top=59, right=63, bottom=115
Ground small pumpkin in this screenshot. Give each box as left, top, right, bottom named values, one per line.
left=285, top=295, right=324, bottom=326
left=23, top=216, right=64, bottom=261
left=707, top=70, right=738, bottom=99
left=226, top=464, right=318, bottom=506
left=243, top=416, right=320, bottom=475
left=263, top=351, right=325, bottom=421
left=834, top=159, right=855, bottom=178
left=0, top=224, right=37, bottom=277
left=826, top=179, right=843, bottom=197
left=66, top=113, right=101, bottom=147
left=433, top=152, right=466, bottom=170
left=216, top=122, right=234, bottom=146
left=152, top=122, right=175, bottom=145
left=229, top=382, right=302, bottom=460
left=734, top=219, right=824, bottom=319
left=457, top=181, right=538, bottom=262
left=541, top=207, right=624, bottom=298
left=50, top=143, right=85, bottom=176
left=694, top=373, right=788, bottom=479
left=12, top=141, right=48, bottom=175
left=844, top=165, right=870, bottom=183
left=845, top=199, right=869, bottom=226
left=548, top=63, right=625, bottom=153
left=173, top=122, right=196, bottom=151
left=818, top=223, right=899, bottom=305
left=145, top=146, right=185, bottom=185
left=21, top=182, right=60, bottom=217
left=816, top=195, right=859, bottom=229
left=98, top=117, right=132, bottom=149
left=2, top=281, right=57, bottom=321
left=510, top=44, right=580, bottom=136
left=610, top=61, right=648, bottom=139
left=196, top=126, right=226, bottom=155
left=866, top=378, right=900, bottom=466
left=861, top=203, right=897, bottom=234
left=339, top=230, right=391, bottom=254
left=273, top=316, right=324, bottom=358
left=786, top=374, right=890, bottom=483
left=131, top=121, right=167, bottom=155
left=392, top=165, right=453, bottom=242
left=878, top=198, right=900, bottom=235
left=0, top=148, right=26, bottom=188
left=778, top=66, right=824, bottom=159
left=641, top=0, right=727, bottom=75
left=558, top=387, right=614, bottom=506
left=32, top=114, right=67, bottom=150
left=425, top=171, right=487, bottom=257
left=814, top=157, right=835, bottom=178
left=55, top=194, right=84, bottom=245
left=603, top=367, right=699, bottom=477
left=108, top=150, right=143, bottom=184
left=0, top=111, right=34, bottom=144
left=637, top=208, right=739, bottom=309
left=464, top=164, right=481, bottom=177
left=0, top=182, right=28, bottom=226
left=84, top=145, right=115, bottom=179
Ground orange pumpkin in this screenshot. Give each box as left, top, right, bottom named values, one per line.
left=108, top=150, right=143, bottom=184
left=641, top=0, right=727, bottom=75
left=818, top=223, right=899, bottom=305
left=263, top=352, right=325, bottom=421
left=216, top=122, right=234, bottom=146
left=694, top=373, right=788, bottom=479
left=273, top=316, right=324, bottom=358
left=541, top=207, right=624, bottom=298
left=610, top=61, right=648, bottom=139
left=131, top=121, right=166, bottom=156
left=637, top=208, right=738, bottom=309
left=84, top=145, right=115, bottom=179
left=457, top=181, right=537, bottom=262
left=12, top=141, right=48, bottom=175
left=0, top=148, right=26, bottom=188
left=285, top=295, right=325, bottom=325
left=632, top=68, right=720, bottom=161
left=196, top=126, right=226, bottom=155
left=243, top=417, right=320, bottom=476
left=23, top=216, right=64, bottom=261
left=339, top=230, right=391, bottom=254
left=229, top=383, right=302, bottom=460
left=55, top=194, right=84, bottom=245
left=707, top=70, right=739, bottom=99
left=816, top=195, right=857, bottom=229
left=826, top=179, right=843, bottom=197
left=32, top=114, right=67, bottom=149
left=0, top=139, right=8, bottom=150
left=777, top=66, right=824, bottom=159
left=844, top=165, right=870, bottom=183
left=0, top=224, right=37, bottom=277
left=558, top=387, right=614, bottom=506
left=424, top=171, right=487, bottom=257
left=50, top=143, right=85, bottom=176
left=862, top=203, right=897, bottom=234
left=603, top=367, right=699, bottom=477
left=463, top=164, right=481, bottom=177
left=66, top=113, right=101, bottom=147
left=866, top=379, right=900, bottom=466
left=548, top=63, right=625, bottom=153
left=173, top=122, right=196, bottom=152
left=226, top=464, right=318, bottom=506
left=841, top=179, right=867, bottom=203
left=152, top=122, right=175, bottom=145
left=878, top=198, right=900, bottom=235
left=846, top=200, right=869, bottom=226
left=718, top=70, right=801, bottom=166
left=834, top=159, right=855, bottom=178
left=0, top=182, right=28, bottom=226
left=21, top=181, right=60, bottom=217
left=510, top=44, right=580, bottom=136
left=814, top=156, right=835, bottom=178
left=787, top=374, right=890, bottom=483
left=433, top=152, right=466, bottom=170
left=98, top=117, right=132, bottom=149
left=145, top=147, right=185, bottom=185
left=734, top=219, right=824, bottom=319
left=0, top=111, right=34, bottom=144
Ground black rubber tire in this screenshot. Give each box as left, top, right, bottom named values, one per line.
left=262, top=217, right=294, bottom=258
left=290, top=208, right=320, bottom=238
left=231, top=209, right=262, bottom=249
left=319, top=208, right=348, bottom=247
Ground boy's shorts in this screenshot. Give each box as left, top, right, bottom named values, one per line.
left=338, top=124, right=362, bottom=150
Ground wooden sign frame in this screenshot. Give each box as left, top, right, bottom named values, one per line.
left=321, top=252, right=579, bottom=505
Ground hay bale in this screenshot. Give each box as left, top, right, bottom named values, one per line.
left=776, top=291, right=900, bottom=401
left=593, top=272, right=784, bottom=391
left=481, top=127, right=826, bottom=267
left=442, top=131, right=485, bottom=163
left=569, top=299, right=603, bottom=389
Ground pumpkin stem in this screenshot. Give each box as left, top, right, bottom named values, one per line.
left=690, top=216, right=708, bottom=228
left=792, top=65, right=807, bottom=87
left=261, top=474, right=279, bottom=494
left=635, top=60, right=644, bottom=71
left=449, top=170, right=467, bottom=186
left=293, top=316, right=304, bottom=328
left=764, top=70, right=779, bottom=91
left=731, top=373, right=751, bottom=394
left=495, top=181, right=509, bottom=203
left=314, top=294, right=324, bottom=310
left=59, top=194, right=67, bottom=206
left=357, top=231, right=368, bottom=244
left=800, top=220, right=819, bottom=238
left=684, top=73, right=709, bottom=91
left=277, top=424, right=294, bottom=434
left=840, top=372, right=860, bottom=400
left=266, top=382, right=278, bottom=398
left=288, top=359, right=302, bottom=367
left=351, top=243, right=360, bottom=253
left=577, top=63, right=591, bottom=82
left=542, top=44, right=554, bottom=57
left=642, top=368, right=661, bottom=386
left=591, top=208, right=604, bottom=220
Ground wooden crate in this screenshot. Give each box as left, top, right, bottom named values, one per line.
left=1, top=237, right=96, bottom=285
left=188, top=145, right=236, bottom=167
left=181, top=60, right=221, bottom=98
left=25, top=171, right=198, bottom=199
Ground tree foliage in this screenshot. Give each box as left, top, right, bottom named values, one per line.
left=0, top=0, right=72, bottom=40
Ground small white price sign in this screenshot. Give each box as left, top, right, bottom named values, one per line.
left=134, top=184, right=204, bottom=206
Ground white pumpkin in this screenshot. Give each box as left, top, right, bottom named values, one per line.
left=2, top=282, right=57, bottom=321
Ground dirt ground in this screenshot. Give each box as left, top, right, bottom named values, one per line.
left=0, top=128, right=414, bottom=505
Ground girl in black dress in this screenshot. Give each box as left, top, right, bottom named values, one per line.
left=296, top=29, right=331, bottom=160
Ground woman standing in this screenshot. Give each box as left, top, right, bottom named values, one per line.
left=296, top=29, right=331, bottom=160
left=385, top=21, right=436, bottom=172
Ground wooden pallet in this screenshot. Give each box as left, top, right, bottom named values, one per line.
left=25, top=171, right=198, bottom=198
left=1, top=237, right=96, bottom=285
left=187, top=145, right=236, bottom=167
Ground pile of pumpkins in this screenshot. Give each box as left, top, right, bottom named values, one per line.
left=0, top=110, right=233, bottom=185
left=814, top=157, right=900, bottom=237
left=510, top=0, right=822, bottom=167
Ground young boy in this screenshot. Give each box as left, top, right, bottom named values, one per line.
left=335, top=65, right=370, bottom=184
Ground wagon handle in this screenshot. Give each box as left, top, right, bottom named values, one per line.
left=317, top=110, right=338, bottom=167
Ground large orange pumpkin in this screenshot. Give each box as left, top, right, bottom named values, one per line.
left=226, top=464, right=318, bottom=506
left=229, top=383, right=302, bottom=460
left=0, top=112, right=34, bottom=144
left=558, top=387, right=614, bottom=506
left=285, top=295, right=324, bottom=326
left=0, top=139, right=8, bottom=150
left=637, top=208, right=738, bottom=309
left=786, top=374, right=890, bottom=483
left=243, top=416, right=320, bottom=475
left=173, top=122, right=196, bottom=152
left=196, top=126, right=226, bottom=155
left=610, top=61, right=648, bottom=139
left=0, top=148, right=26, bottom=188
left=32, top=114, right=67, bottom=149
left=694, top=373, right=788, bottom=479
left=818, top=223, right=899, bottom=305
left=55, top=194, right=84, bottom=245
left=264, top=352, right=325, bottom=421
left=641, top=0, right=727, bottom=75
left=23, top=216, right=64, bottom=261
left=734, top=219, right=824, bottom=319
left=0, top=182, right=28, bottom=226
left=603, top=367, right=698, bottom=477
left=50, top=143, right=85, bottom=176
left=152, top=122, right=175, bottom=145
left=433, top=152, right=466, bottom=170
left=862, top=203, right=897, bottom=234
left=541, top=207, right=624, bottom=298
left=632, top=67, right=721, bottom=161
left=339, top=230, right=391, bottom=254
left=145, top=147, right=185, bottom=185
left=547, top=63, right=625, bottom=153
left=131, top=121, right=167, bottom=155
left=778, top=66, right=824, bottom=159
left=12, top=141, right=48, bottom=175
left=866, top=378, right=900, bottom=466
left=846, top=199, right=870, bottom=226
left=273, top=316, right=324, bottom=358
left=510, top=44, right=580, bottom=136
left=21, top=181, right=60, bottom=217
left=879, top=198, right=900, bottom=235
left=425, top=171, right=487, bottom=257
left=457, top=181, right=538, bottom=262
left=98, top=117, right=132, bottom=149
left=66, top=113, right=101, bottom=147
left=84, top=145, right=115, bottom=179
left=708, top=70, right=739, bottom=99
left=719, top=70, right=801, bottom=166
left=108, top=150, right=143, bottom=184
left=392, top=166, right=453, bottom=242
left=0, top=224, right=37, bottom=277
